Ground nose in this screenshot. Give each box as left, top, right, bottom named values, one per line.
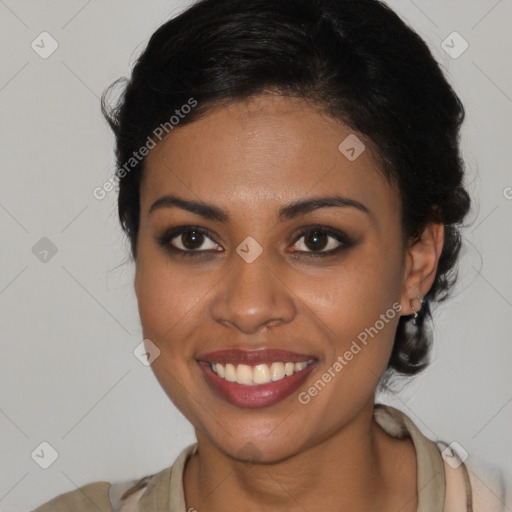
left=210, top=254, right=296, bottom=335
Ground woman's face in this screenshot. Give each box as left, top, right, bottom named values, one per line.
left=135, top=94, right=410, bottom=462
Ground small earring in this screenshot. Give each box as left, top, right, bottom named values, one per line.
left=411, top=295, right=423, bottom=325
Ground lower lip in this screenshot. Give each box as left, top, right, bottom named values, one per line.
left=198, top=361, right=317, bottom=408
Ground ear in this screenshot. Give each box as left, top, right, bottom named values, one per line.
left=399, top=222, right=444, bottom=316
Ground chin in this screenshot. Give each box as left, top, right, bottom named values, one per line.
left=197, top=415, right=313, bottom=465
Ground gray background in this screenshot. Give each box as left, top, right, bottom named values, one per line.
left=0, top=1, right=511, bottom=510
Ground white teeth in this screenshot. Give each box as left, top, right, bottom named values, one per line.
left=225, top=363, right=237, bottom=382
left=236, top=364, right=253, bottom=385
left=215, top=363, right=225, bottom=378
left=270, top=362, right=285, bottom=381
left=209, top=360, right=313, bottom=386
left=284, top=362, right=295, bottom=376
left=294, top=362, right=307, bottom=372
left=253, top=364, right=271, bottom=384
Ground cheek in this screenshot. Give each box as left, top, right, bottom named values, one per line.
left=135, top=245, right=209, bottom=338
left=136, top=269, right=177, bottom=335
left=293, top=249, right=403, bottom=428
left=303, top=241, right=403, bottom=327
left=134, top=252, right=209, bottom=417
left=298, top=239, right=403, bottom=376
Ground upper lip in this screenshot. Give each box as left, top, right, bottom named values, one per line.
left=197, top=348, right=317, bottom=365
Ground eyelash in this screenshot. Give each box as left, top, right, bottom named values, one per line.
left=155, top=225, right=354, bottom=259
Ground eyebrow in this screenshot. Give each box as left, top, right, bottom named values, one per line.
left=148, top=194, right=371, bottom=222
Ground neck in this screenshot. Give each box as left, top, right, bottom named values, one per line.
left=183, top=400, right=415, bottom=512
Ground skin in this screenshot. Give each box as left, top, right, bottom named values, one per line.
left=134, top=94, right=444, bottom=512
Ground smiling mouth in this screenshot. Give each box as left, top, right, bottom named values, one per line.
left=196, top=348, right=318, bottom=408
left=208, top=360, right=315, bottom=386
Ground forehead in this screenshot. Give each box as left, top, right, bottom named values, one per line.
left=141, top=94, right=399, bottom=220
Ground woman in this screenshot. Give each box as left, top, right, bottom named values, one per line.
left=33, top=0, right=507, bottom=510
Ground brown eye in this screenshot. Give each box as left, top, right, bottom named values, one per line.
left=292, top=228, right=348, bottom=254
left=168, top=228, right=220, bottom=252
left=303, top=231, right=329, bottom=251
left=180, top=230, right=205, bottom=250
left=289, top=226, right=356, bottom=258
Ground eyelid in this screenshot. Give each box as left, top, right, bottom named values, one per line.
left=291, top=225, right=352, bottom=245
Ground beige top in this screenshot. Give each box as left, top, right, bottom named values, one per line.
left=32, top=404, right=507, bottom=512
